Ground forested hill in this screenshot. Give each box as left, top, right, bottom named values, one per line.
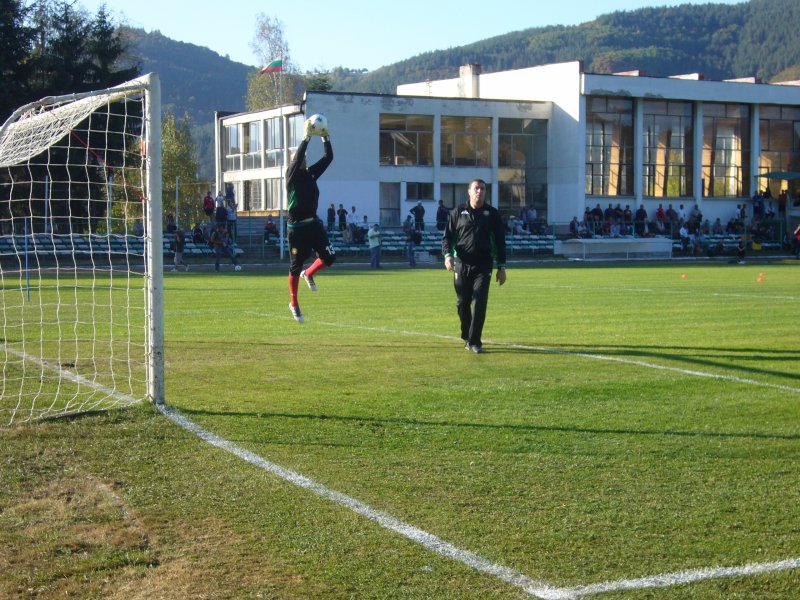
left=125, top=28, right=251, bottom=124
left=333, top=0, right=800, bottom=93
left=125, top=0, right=800, bottom=176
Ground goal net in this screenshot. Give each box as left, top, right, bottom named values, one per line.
left=0, top=73, right=164, bottom=425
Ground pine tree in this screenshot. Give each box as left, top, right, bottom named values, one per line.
left=0, top=0, right=36, bottom=120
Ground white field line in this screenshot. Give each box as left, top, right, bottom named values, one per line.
left=159, top=401, right=800, bottom=599
left=245, top=312, right=800, bottom=395
left=13, top=327, right=798, bottom=597
left=156, top=403, right=562, bottom=599
left=555, top=558, right=800, bottom=599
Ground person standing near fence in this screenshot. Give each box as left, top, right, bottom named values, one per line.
left=171, top=229, right=188, bottom=272
left=368, top=223, right=382, bottom=268
left=441, top=178, right=506, bottom=354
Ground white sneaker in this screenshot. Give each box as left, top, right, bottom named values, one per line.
left=289, top=303, right=304, bottom=323
left=300, top=270, right=318, bottom=291
left=170, top=268, right=177, bottom=272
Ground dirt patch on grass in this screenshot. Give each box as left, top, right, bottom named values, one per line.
left=0, top=470, right=328, bottom=599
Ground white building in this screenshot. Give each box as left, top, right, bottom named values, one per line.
left=215, top=61, right=800, bottom=233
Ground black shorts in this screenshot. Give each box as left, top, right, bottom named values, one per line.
left=288, top=219, right=336, bottom=275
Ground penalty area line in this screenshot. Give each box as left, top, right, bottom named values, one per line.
left=157, top=401, right=800, bottom=599
left=156, top=403, right=560, bottom=599
left=558, top=557, right=800, bottom=598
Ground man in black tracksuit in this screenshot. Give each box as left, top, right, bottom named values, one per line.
left=441, top=178, right=506, bottom=353
left=285, top=119, right=335, bottom=323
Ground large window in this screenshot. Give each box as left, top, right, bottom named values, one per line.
left=243, top=121, right=261, bottom=170
left=224, top=123, right=241, bottom=171
left=585, top=97, right=634, bottom=196
left=498, top=118, right=547, bottom=220
left=759, top=105, right=800, bottom=181
left=264, top=116, right=283, bottom=168
left=643, top=100, right=693, bottom=198
left=407, top=182, right=433, bottom=200
left=379, top=114, right=433, bottom=166
left=441, top=116, right=491, bottom=167
left=265, top=178, right=282, bottom=211
left=702, top=103, right=750, bottom=198
left=243, top=179, right=262, bottom=211
left=288, top=114, right=305, bottom=151
left=441, top=182, right=492, bottom=208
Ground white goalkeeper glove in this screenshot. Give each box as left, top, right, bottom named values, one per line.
left=303, top=118, right=313, bottom=140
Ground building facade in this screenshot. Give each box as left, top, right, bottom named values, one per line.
left=216, top=61, right=800, bottom=231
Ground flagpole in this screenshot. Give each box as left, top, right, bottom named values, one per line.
left=278, top=53, right=286, bottom=260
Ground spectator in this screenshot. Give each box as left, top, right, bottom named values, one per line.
left=264, top=218, right=278, bottom=242
left=226, top=198, right=237, bottom=239
left=410, top=201, right=425, bottom=231
left=569, top=216, right=580, bottom=238
left=203, top=191, right=214, bottom=221
left=356, top=215, right=369, bottom=244
left=405, top=219, right=417, bottom=267
left=622, top=204, right=633, bottom=234
left=347, top=205, right=358, bottom=238
left=191, top=223, right=205, bottom=244
left=525, top=205, right=538, bottom=232
left=665, top=204, right=678, bottom=225
left=132, top=219, right=144, bottom=237
left=436, top=200, right=449, bottom=231
left=712, top=218, right=724, bottom=235
left=368, top=223, right=382, bottom=268
left=679, top=223, right=690, bottom=255
left=337, top=203, right=348, bottom=231
left=165, top=212, right=176, bottom=233
left=171, top=229, right=188, bottom=272
left=327, top=203, right=336, bottom=232
left=736, top=239, right=746, bottom=264
left=209, top=224, right=240, bottom=272
left=634, top=204, right=648, bottom=237
left=578, top=218, right=592, bottom=239
left=214, top=194, right=227, bottom=227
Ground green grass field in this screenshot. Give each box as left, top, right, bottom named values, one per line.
left=2, top=261, right=800, bottom=598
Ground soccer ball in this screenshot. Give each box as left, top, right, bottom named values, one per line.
left=234, top=265, right=242, bottom=271
left=305, top=113, right=328, bottom=137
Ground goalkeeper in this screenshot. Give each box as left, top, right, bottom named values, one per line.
left=285, top=117, right=335, bottom=323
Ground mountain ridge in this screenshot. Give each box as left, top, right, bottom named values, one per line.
left=126, top=0, right=800, bottom=177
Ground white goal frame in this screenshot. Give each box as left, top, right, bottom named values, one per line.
left=0, top=73, right=163, bottom=424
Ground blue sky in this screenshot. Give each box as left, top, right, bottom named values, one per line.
left=78, top=0, right=746, bottom=72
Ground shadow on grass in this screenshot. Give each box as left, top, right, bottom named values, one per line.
left=180, top=407, right=800, bottom=442
left=491, top=341, right=800, bottom=383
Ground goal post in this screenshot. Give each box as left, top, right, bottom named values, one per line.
left=0, top=73, right=164, bottom=425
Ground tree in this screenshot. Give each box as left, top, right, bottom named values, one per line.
left=0, top=0, right=36, bottom=120
left=246, top=13, right=304, bottom=110
left=305, top=71, right=332, bottom=92
left=87, top=5, right=139, bottom=88
left=161, top=111, right=203, bottom=229
left=23, top=1, right=140, bottom=102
